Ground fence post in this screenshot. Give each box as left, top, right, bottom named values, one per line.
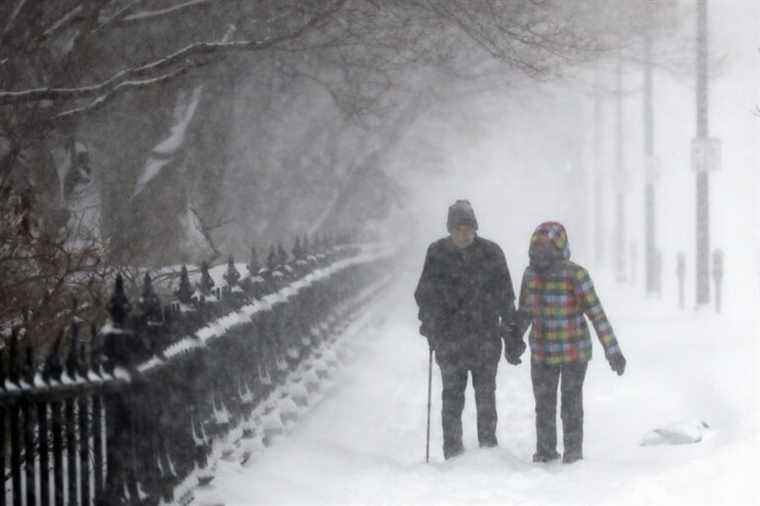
left=21, top=344, right=35, bottom=506
left=140, top=272, right=162, bottom=355
left=277, top=243, right=289, bottom=268
left=0, top=344, right=6, bottom=506
left=8, top=329, right=22, bottom=506
left=97, top=274, right=138, bottom=506
left=41, top=330, right=65, bottom=506
left=89, top=323, right=105, bottom=504
left=65, top=319, right=80, bottom=506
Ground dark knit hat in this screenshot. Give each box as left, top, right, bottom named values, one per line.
left=446, top=199, right=478, bottom=232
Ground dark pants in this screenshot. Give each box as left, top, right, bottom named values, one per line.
left=531, top=361, right=588, bottom=459
left=437, top=338, right=500, bottom=459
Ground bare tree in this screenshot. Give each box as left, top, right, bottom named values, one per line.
left=0, top=0, right=691, bottom=344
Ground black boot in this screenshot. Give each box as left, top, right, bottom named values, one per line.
left=562, top=450, right=583, bottom=464
left=532, top=450, right=560, bottom=463
left=479, top=437, right=498, bottom=449
left=444, top=443, right=464, bottom=460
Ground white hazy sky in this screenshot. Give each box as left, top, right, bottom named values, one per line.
left=393, top=0, right=759, bottom=319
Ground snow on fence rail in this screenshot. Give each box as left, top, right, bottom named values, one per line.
left=0, top=243, right=396, bottom=506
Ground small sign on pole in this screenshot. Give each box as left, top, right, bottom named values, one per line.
left=691, top=137, right=722, bottom=172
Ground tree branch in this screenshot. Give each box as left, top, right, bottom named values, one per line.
left=96, top=0, right=146, bottom=31
left=54, top=67, right=191, bottom=120
left=43, top=4, right=85, bottom=38
left=0, top=0, right=347, bottom=106
left=119, top=0, right=217, bottom=24
left=1, top=0, right=28, bottom=39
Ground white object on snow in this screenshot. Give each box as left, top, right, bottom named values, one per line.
left=640, top=419, right=711, bottom=446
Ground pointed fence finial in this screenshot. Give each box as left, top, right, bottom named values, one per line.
left=24, top=345, right=34, bottom=384
left=67, top=316, right=81, bottom=376
left=292, top=237, right=303, bottom=260
left=176, top=265, right=193, bottom=304
left=315, top=233, right=324, bottom=252
left=199, top=261, right=215, bottom=296
left=141, top=272, right=162, bottom=321
left=267, top=245, right=278, bottom=270
left=247, top=245, right=260, bottom=275
left=8, top=327, right=19, bottom=383
left=109, top=273, right=131, bottom=328
left=276, top=243, right=288, bottom=267
left=224, top=256, right=240, bottom=287
left=86, top=324, right=97, bottom=370
left=43, top=329, right=64, bottom=381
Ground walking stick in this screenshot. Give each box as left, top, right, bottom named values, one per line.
left=426, top=346, right=433, bottom=463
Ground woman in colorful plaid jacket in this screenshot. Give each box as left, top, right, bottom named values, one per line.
left=515, top=222, right=626, bottom=464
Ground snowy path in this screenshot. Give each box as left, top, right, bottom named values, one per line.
left=205, top=270, right=758, bottom=506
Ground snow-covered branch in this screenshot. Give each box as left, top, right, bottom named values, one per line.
left=120, top=0, right=217, bottom=24
left=43, top=5, right=85, bottom=38
left=96, top=0, right=146, bottom=30
left=0, top=0, right=347, bottom=107
left=54, top=67, right=190, bottom=120
left=1, top=0, right=28, bottom=39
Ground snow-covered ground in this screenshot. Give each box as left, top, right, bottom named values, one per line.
left=203, top=266, right=758, bottom=506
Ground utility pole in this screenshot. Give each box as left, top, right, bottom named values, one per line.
left=692, top=0, right=720, bottom=306
left=677, top=252, right=686, bottom=310
left=643, top=21, right=659, bottom=296
left=614, top=55, right=627, bottom=283
left=712, top=249, right=723, bottom=313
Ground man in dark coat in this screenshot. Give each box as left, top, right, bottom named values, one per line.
left=414, top=199, right=525, bottom=459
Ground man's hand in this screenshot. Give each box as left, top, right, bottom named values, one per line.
left=419, top=319, right=435, bottom=338
left=504, top=320, right=526, bottom=365
left=419, top=320, right=437, bottom=350
left=504, top=338, right=526, bottom=365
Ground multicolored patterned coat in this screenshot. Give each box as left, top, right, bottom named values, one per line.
left=517, top=222, right=622, bottom=365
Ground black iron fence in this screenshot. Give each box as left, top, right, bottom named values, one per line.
left=0, top=243, right=395, bottom=506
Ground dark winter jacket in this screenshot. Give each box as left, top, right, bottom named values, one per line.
left=517, top=222, right=622, bottom=365
left=414, top=236, right=516, bottom=351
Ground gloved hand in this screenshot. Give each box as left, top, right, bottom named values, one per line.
left=505, top=337, right=526, bottom=365
left=419, top=320, right=437, bottom=350
left=419, top=319, right=434, bottom=336
left=502, top=318, right=525, bottom=365
left=608, top=353, right=626, bottom=376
